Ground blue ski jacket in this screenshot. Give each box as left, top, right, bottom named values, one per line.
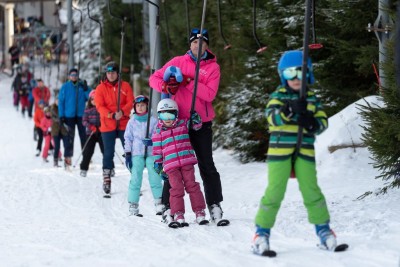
left=58, top=80, right=91, bottom=118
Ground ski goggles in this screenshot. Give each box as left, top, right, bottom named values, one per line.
left=190, top=28, right=209, bottom=43
left=135, top=96, right=148, bottom=103
left=106, top=66, right=118, bottom=72
left=158, top=111, right=177, bottom=121
left=69, top=73, right=78, bottom=77
left=282, top=67, right=309, bottom=81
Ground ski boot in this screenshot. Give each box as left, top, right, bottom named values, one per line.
left=252, top=226, right=276, bottom=257
left=209, top=203, right=230, bottom=226
left=195, top=210, right=209, bottom=225
left=174, top=212, right=189, bottom=227
left=64, top=157, right=72, bottom=171
left=102, top=169, right=112, bottom=198
left=316, top=223, right=337, bottom=251
left=154, top=198, right=165, bottom=215
left=53, top=158, right=59, bottom=167
left=80, top=170, right=87, bottom=177
left=129, top=203, right=143, bottom=217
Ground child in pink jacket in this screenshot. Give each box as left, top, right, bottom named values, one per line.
left=41, top=106, right=54, bottom=162
left=152, top=98, right=207, bottom=227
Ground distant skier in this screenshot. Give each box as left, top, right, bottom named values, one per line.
left=252, top=50, right=342, bottom=256
left=124, top=95, right=163, bottom=217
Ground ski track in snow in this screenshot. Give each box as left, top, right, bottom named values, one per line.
left=1, top=72, right=400, bottom=267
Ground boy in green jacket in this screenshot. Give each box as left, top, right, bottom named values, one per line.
left=253, top=50, right=338, bottom=255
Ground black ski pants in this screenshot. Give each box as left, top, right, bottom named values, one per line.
left=189, top=121, right=223, bottom=206
left=80, top=132, right=104, bottom=171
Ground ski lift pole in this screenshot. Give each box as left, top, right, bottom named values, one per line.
left=217, top=0, right=231, bottom=50
left=309, top=0, right=323, bottom=50
left=72, top=5, right=83, bottom=74
left=144, top=0, right=160, bottom=158
left=184, top=0, right=191, bottom=43
left=161, top=0, right=171, bottom=57
left=108, top=0, right=127, bottom=130
left=190, top=0, right=207, bottom=121
left=252, top=0, right=267, bottom=53
left=88, top=0, right=103, bottom=84
left=293, top=0, right=312, bottom=163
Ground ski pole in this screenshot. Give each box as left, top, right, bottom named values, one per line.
left=73, top=131, right=95, bottom=168
left=252, top=0, right=267, bottom=53
left=114, top=151, right=124, bottom=165
left=190, top=0, right=208, bottom=122
left=217, top=0, right=231, bottom=50
left=292, top=0, right=312, bottom=164
left=144, top=0, right=160, bottom=159
left=107, top=0, right=126, bottom=131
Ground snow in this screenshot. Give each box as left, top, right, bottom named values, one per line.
left=1, top=70, right=400, bottom=267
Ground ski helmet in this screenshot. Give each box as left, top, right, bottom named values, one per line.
left=104, top=61, right=119, bottom=73
left=277, top=50, right=315, bottom=86
left=157, top=98, right=179, bottom=121
left=134, top=95, right=149, bottom=113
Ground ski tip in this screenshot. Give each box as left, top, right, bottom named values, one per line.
left=199, top=220, right=209, bottom=225
left=103, top=194, right=111, bottom=198
left=168, top=222, right=181, bottom=229
left=261, top=250, right=277, bottom=257
left=216, top=219, right=230, bottom=226
left=334, top=244, right=349, bottom=252
left=180, top=222, right=189, bottom=227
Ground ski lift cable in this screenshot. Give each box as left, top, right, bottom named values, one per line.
left=184, top=0, right=190, bottom=43
left=161, top=0, right=172, bottom=57
left=252, top=0, right=267, bottom=53
left=217, top=0, right=231, bottom=50
left=72, top=5, right=83, bottom=75
left=309, top=0, right=323, bottom=50
left=88, top=0, right=103, bottom=83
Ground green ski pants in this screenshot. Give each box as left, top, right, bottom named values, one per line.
left=255, top=157, right=330, bottom=229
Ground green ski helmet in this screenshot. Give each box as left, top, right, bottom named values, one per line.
left=277, top=50, right=315, bottom=86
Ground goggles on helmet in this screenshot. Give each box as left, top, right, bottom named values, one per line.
left=159, top=111, right=177, bottom=121
left=282, top=67, right=309, bottom=81
left=135, top=96, right=148, bottom=103
left=106, top=66, right=118, bottom=73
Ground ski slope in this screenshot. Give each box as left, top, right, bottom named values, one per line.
left=1, top=73, right=400, bottom=267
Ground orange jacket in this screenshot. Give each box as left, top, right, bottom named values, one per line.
left=34, top=108, right=44, bottom=128
left=32, top=86, right=51, bottom=110
left=95, top=79, right=134, bottom=132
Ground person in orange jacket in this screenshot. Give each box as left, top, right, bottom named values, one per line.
left=32, top=78, right=51, bottom=111
left=34, top=100, right=46, bottom=156
left=95, top=61, right=134, bottom=195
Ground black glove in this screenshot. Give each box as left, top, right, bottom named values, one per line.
left=154, top=162, right=163, bottom=174
left=125, top=152, right=132, bottom=172
left=142, top=138, right=153, bottom=146
left=81, top=80, right=89, bottom=91
left=298, top=112, right=319, bottom=132
left=60, top=117, right=66, bottom=123
left=290, top=99, right=308, bottom=114
left=160, top=170, right=168, bottom=181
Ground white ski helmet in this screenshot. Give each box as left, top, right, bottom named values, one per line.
left=157, top=98, right=179, bottom=113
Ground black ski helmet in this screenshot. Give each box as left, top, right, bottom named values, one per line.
left=104, top=61, right=119, bottom=73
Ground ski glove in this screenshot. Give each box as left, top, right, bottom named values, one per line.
left=154, top=162, right=163, bottom=175
left=160, top=170, right=168, bottom=181
left=298, top=111, right=319, bottom=132
left=163, top=66, right=183, bottom=82
left=190, top=111, right=202, bottom=131
left=290, top=99, right=308, bottom=114
left=80, top=79, right=89, bottom=91
left=142, top=138, right=153, bottom=146
left=125, top=152, right=132, bottom=172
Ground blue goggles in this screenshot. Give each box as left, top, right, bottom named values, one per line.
left=135, top=96, right=148, bottom=103
left=158, top=111, right=177, bottom=121
left=191, top=28, right=208, bottom=35
left=106, top=66, right=118, bottom=72
left=69, top=73, right=78, bottom=77
left=282, top=67, right=309, bottom=81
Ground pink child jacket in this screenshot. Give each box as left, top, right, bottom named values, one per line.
left=152, top=119, right=198, bottom=173
left=149, top=50, right=220, bottom=122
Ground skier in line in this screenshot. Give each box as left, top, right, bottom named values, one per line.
left=33, top=100, right=46, bottom=157
left=95, top=61, right=133, bottom=195
left=124, top=95, right=163, bottom=216
left=79, top=90, right=104, bottom=177
left=149, top=28, right=228, bottom=225
left=49, top=98, right=68, bottom=167
left=252, top=50, right=339, bottom=255
left=152, top=99, right=207, bottom=226
left=32, top=78, right=51, bottom=110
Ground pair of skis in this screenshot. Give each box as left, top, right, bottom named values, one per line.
left=259, top=243, right=349, bottom=258
left=167, top=218, right=230, bottom=228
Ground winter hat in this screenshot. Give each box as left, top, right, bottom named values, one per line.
left=277, top=50, right=315, bottom=86
left=38, top=99, right=46, bottom=106
left=189, top=28, right=209, bottom=45
left=69, top=68, right=78, bottom=75
left=89, top=90, right=96, bottom=99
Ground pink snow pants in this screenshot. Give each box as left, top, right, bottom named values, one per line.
left=167, top=164, right=206, bottom=215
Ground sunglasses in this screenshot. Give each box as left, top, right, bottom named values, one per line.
left=69, top=73, right=78, bottom=77
left=159, top=111, right=177, bottom=121
left=282, top=67, right=309, bottom=81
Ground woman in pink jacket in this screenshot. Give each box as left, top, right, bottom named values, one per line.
left=149, top=28, right=228, bottom=226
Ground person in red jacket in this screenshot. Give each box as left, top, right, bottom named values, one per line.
left=95, top=61, right=134, bottom=195
left=34, top=100, right=46, bottom=156
left=32, top=78, right=51, bottom=111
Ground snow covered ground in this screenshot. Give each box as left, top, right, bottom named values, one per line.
left=1, top=71, right=400, bottom=267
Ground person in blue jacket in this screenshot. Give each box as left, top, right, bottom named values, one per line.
left=58, top=68, right=91, bottom=168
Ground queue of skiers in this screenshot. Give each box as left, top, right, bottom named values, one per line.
left=10, top=27, right=345, bottom=256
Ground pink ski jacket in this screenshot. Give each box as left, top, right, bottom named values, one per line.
left=152, top=119, right=198, bottom=173
left=149, top=50, right=220, bottom=123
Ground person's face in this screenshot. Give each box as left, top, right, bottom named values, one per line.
left=106, top=71, right=118, bottom=82
left=69, top=72, right=78, bottom=82
left=38, top=81, right=44, bottom=87
left=90, top=98, right=96, bottom=105
left=287, top=79, right=301, bottom=91
left=135, top=102, right=147, bottom=114
left=162, top=120, right=174, bottom=127
left=190, top=39, right=208, bottom=59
